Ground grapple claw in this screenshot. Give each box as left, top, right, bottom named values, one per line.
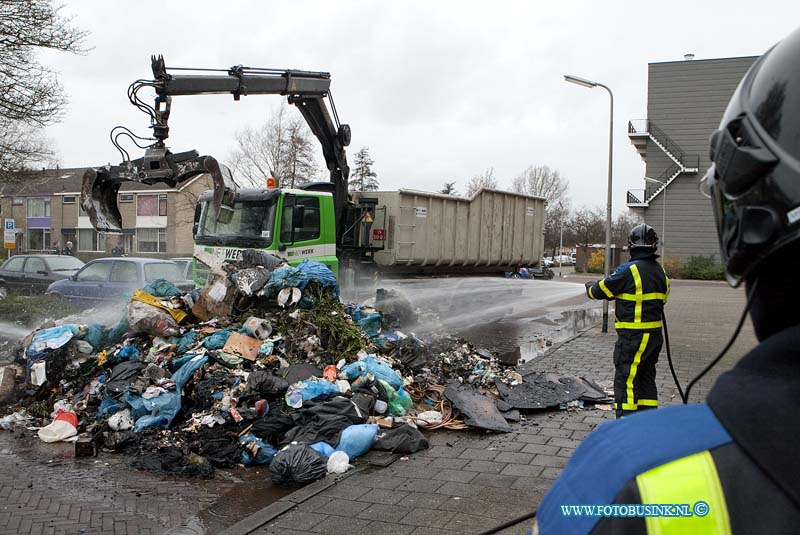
left=81, top=167, right=124, bottom=233
left=202, top=156, right=236, bottom=223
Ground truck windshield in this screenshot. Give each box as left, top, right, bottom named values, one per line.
left=196, top=199, right=277, bottom=247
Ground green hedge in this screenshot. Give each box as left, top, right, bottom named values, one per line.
left=681, top=256, right=725, bottom=280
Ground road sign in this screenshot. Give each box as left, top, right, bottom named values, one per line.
left=4, top=219, right=15, bottom=249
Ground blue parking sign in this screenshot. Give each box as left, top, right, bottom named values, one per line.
left=4, top=220, right=13, bottom=230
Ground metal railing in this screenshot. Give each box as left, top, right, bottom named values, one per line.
left=628, top=119, right=701, bottom=171
left=628, top=119, right=649, bottom=134
left=627, top=189, right=646, bottom=205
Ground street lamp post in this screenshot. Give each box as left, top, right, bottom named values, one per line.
left=558, top=201, right=564, bottom=278
left=564, top=74, right=614, bottom=333
left=644, top=176, right=667, bottom=266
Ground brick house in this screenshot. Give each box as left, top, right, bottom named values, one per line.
left=0, top=168, right=214, bottom=261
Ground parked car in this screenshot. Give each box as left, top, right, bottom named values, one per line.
left=0, top=254, right=85, bottom=295
left=170, top=257, right=193, bottom=280
left=543, top=257, right=554, bottom=268
left=47, top=257, right=195, bottom=307
left=504, top=266, right=555, bottom=280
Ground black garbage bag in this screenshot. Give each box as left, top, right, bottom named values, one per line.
left=240, top=250, right=285, bottom=270
left=373, top=423, right=429, bottom=453
left=250, top=413, right=296, bottom=445
left=248, top=370, right=289, bottom=396
left=281, top=394, right=372, bottom=447
left=105, top=361, right=146, bottom=395
left=131, top=446, right=214, bottom=478
left=270, top=444, right=327, bottom=485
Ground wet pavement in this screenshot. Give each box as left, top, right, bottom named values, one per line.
left=361, top=277, right=601, bottom=361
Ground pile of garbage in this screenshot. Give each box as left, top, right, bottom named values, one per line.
left=0, top=251, right=610, bottom=484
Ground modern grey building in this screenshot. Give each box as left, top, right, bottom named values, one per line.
left=626, top=55, right=758, bottom=262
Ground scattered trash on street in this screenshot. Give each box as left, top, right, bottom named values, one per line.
left=0, top=254, right=610, bottom=485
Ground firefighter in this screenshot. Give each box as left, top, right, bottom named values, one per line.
left=585, top=223, right=668, bottom=418
left=532, top=25, right=800, bottom=535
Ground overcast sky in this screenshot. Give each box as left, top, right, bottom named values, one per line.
left=41, top=1, right=800, bottom=212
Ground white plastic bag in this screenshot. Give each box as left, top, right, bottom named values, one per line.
left=326, top=450, right=352, bottom=474
left=30, top=361, right=47, bottom=386
left=108, top=409, right=134, bottom=431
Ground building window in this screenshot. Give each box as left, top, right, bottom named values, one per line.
left=137, top=228, right=166, bottom=253
left=78, top=229, right=106, bottom=252
left=119, top=194, right=134, bottom=203
left=12, top=198, right=23, bottom=206
left=137, top=194, right=168, bottom=216
left=27, top=198, right=51, bottom=217
left=62, top=196, right=76, bottom=204
left=26, top=229, right=51, bottom=251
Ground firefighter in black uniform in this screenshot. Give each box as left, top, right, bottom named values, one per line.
left=585, top=224, right=668, bottom=418
left=532, top=25, right=800, bottom=535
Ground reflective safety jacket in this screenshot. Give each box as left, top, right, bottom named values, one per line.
left=532, top=325, right=800, bottom=535
left=586, top=251, right=669, bottom=330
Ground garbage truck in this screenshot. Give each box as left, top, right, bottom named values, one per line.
left=193, top=186, right=545, bottom=277
left=80, top=56, right=545, bottom=276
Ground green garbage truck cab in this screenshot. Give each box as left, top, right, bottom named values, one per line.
left=192, top=188, right=339, bottom=283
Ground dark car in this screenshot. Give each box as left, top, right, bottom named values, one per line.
left=47, top=258, right=195, bottom=307
left=0, top=255, right=85, bottom=295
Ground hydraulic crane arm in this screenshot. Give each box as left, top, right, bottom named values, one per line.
left=82, top=55, right=351, bottom=233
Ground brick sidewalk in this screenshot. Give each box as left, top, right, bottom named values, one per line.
left=0, top=282, right=757, bottom=535
left=240, top=282, right=757, bottom=535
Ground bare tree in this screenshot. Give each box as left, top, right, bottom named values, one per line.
left=283, top=118, right=318, bottom=188
left=544, top=202, right=571, bottom=259
left=511, top=165, right=568, bottom=205
left=466, top=168, right=498, bottom=196
left=349, top=146, right=379, bottom=191
left=0, top=118, right=59, bottom=184
left=568, top=206, right=605, bottom=247
left=229, top=104, right=317, bottom=188
left=0, top=0, right=88, bottom=182
left=612, top=211, right=641, bottom=249
left=440, top=181, right=457, bottom=195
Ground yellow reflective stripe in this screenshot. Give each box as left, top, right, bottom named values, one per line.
left=636, top=450, right=731, bottom=535
left=630, top=264, right=643, bottom=322
left=615, top=321, right=663, bottom=330
left=614, top=402, right=639, bottom=411
left=638, top=398, right=659, bottom=407
left=626, top=333, right=650, bottom=408
left=587, top=285, right=596, bottom=300
left=665, top=274, right=671, bottom=300
left=598, top=280, right=614, bottom=298
left=617, top=292, right=668, bottom=302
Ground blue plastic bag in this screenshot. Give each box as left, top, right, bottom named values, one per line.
left=132, top=354, right=208, bottom=431
left=97, top=395, right=127, bottom=419
left=142, top=279, right=181, bottom=298
left=83, top=323, right=106, bottom=350
left=26, top=324, right=79, bottom=356
left=285, top=378, right=340, bottom=408
left=117, top=345, right=140, bottom=361
left=341, top=356, right=402, bottom=390
left=106, top=315, right=130, bottom=345
left=357, top=313, right=382, bottom=339
left=309, top=441, right=336, bottom=457
left=173, top=331, right=198, bottom=354
left=297, top=260, right=339, bottom=297
left=240, top=433, right=278, bottom=466
left=266, top=266, right=309, bottom=292
left=203, top=329, right=233, bottom=350
left=335, top=424, right=378, bottom=459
